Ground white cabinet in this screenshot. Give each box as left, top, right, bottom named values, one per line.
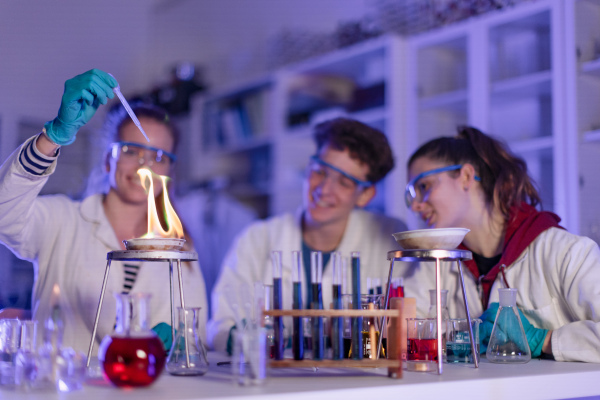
left=271, top=35, right=407, bottom=218
left=565, top=0, right=600, bottom=241
left=190, top=35, right=408, bottom=220
left=189, top=0, right=598, bottom=239
left=406, top=0, right=579, bottom=232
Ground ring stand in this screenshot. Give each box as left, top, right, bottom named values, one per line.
left=86, top=250, right=198, bottom=367
left=378, top=249, right=477, bottom=374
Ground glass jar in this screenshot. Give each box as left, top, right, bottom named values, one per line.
left=98, top=293, right=166, bottom=387
left=166, top=307, right=208, bottom=376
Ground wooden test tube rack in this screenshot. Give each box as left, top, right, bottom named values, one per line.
left=263, top=308, right=403, bottom=378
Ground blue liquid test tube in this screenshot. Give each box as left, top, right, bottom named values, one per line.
left=271, top=251, right=284, bottom=360
left=351, top=251, right=363, bottom=360
left=331, top=251, right=344, bottom=360
left=311, top=251, right=324, bottom=360
left=291, top=250, right=304, bottom=360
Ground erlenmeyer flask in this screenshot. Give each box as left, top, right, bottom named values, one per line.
left=486, top=288, right=531, bottom=363
left=166, top=307, right=209, bottom=376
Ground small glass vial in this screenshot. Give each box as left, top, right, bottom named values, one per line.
left=15, top=320, right=41, bottom=391
left=486, top=288, right=531, bottom=364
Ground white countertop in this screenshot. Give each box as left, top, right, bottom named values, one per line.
left=2, top=353, right=600, bottom=400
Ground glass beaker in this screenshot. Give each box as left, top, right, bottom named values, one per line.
left=0, top=319, right=21, bottom=388
left=98, top=293, right=166, bottom=387
left=231, top=325, right=267, bottom=386
left=361, top=294, right=384, bottom=359
left=486, top=288, right=531, bottom=364
left=166, top=307, right=209, bottom=376
left=428, top=289, right=450, bottom=360
left=15, top=320, right=41, bottom=391
left=446, top=318, right=481, bottom=363
left=406, top=318, right=438, bottom=372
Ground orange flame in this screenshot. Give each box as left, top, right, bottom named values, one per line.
left=137, top=168, right=183, bottom=239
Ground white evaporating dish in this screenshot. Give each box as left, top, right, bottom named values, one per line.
left=392, top=228, right=470, bottom=250
left=123, top=238, right=185, bottom=251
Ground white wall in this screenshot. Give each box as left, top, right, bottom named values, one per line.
left=148, top=0, right=372, bottom=88
left=0, top=0, right=371, bottom=158
left=0, top=0, right=156, bottom=159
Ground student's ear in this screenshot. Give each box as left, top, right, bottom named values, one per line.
left=355, top=185, right=376, bottom=208
left=460, top=163, right=478, bottom=190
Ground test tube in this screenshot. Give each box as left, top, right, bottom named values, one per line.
left=331, top=252, right=344, bottom=360
left=351, top=251, right=363, bottom=360
left=291, top=251, right=304, bottom=360
left=310, top=251, right=324, bottom=360
left=271, top=251, right=284, bottom=360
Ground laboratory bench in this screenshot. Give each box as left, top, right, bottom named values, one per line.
left=3, top=352, right=600, bottom=400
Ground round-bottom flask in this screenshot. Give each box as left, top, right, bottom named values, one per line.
left=166, top=307, right=209, bottom=376
left=486, top=288, right=531, bottom=364
left=99, top=293, right=166, bottom=387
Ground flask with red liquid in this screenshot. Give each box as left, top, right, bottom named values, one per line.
left=98, top=293, right=166, bottom=387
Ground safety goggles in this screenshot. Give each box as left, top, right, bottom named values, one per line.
left=307, top=155, right=372, bottom=193
left=110, top=141, right=177, bottom=168
left=405, top=164, right=481, bottom=208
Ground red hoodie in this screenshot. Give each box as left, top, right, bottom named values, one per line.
left=459, top=203, right=564, bottom=309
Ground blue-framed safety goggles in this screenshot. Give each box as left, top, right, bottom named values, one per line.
left=309, top=155, right=372, bottom=189
left=110, top=141, right=177, bottom=164
left=405, top=164, right=481, bottom=208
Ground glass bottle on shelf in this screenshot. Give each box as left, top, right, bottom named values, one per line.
left=486, top=288, right=531, bottom=364
left=98, top=293, right=166, bottom=387
left=166, top=307, right=209, bottom=376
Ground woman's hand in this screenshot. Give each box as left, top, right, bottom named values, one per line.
left=43, top=69, right=118, bottom=146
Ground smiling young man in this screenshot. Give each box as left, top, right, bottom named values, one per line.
left=207, top=117, right=407, bottom=352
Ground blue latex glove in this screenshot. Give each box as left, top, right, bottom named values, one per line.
left=152, top=322, right=173, bottom=352
left=44, top=69, right=117, bottom=145
left=479, top=302, right=549, bottom=358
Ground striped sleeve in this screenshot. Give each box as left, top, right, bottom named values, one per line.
left=19, top=134, right=59, bottom=176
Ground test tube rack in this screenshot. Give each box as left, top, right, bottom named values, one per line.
left=86, top=249, right=198, bottom=367
left=380, top=249, right=477, bottom=375
left=263, top=308, right=404, bottom=379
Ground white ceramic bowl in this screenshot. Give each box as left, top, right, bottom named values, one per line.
left=123, top=238, right=185, bottom=251
left=392, top=228, right=470, bottom=250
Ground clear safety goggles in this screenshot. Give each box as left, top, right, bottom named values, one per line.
left=405, top=164, right=481, bottom=208
left=306, top=155, right=372, bottom=193
left=110, top=141, right=177, bottom=168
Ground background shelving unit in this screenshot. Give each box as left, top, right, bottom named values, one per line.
left=190, top=35, right=407, bottom=221
left=406, top=0, right=569, bottom=231
left=188, top=0, right=598, bottom=243
left=271, top=34, right=407, bottom=218
left=565, top=0, right=600, bottom=242
left=189, top=78, right=274, bottom=218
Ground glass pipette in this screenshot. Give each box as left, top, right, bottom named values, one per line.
left=109, top=74, right=150, bottom=142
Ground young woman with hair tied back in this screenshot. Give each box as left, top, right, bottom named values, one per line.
left=402, top=125, right=600, bottom=362
left=0, top=69, right=207, bottom=353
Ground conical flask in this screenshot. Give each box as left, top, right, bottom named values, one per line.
left=166, top=307, right=209, bottom=375
left=486, top=288, right=531, bottom=363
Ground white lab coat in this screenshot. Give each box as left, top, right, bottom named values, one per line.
left=0, top=137, right=207, bottom=353
left=207, top=208, right=407, bottom=351
left=403, top=227, right=600, bottom=363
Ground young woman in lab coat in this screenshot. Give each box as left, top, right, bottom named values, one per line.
left=402, top=126, right=600, bottom=362
left=0, top=69, right=207, bottom=352
left=208, top=117, right=407, bottom=352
